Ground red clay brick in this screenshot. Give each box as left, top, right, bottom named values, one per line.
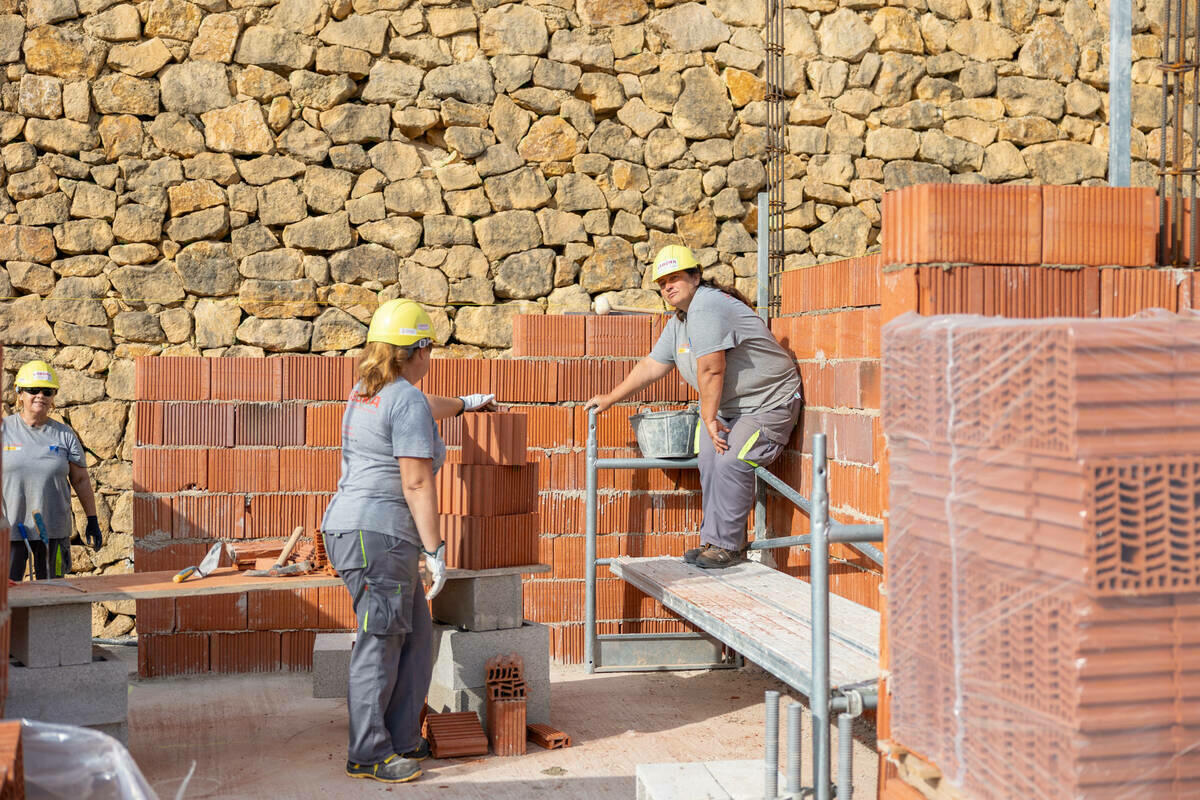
left=305, top=403, right=345, bottom=446
left=209, top=631, right=281, bottom=673
left=247, top=588, right=318, bottom=630
left=136, top=598, right=175, bottom=634
left=234, top=403, right=306, bottom=446
left=210, top=358, right=283, bottom=401
left=278, top=448, right=341, bottom=492
left=162, top=403, right=235, bottom=447
left=539, top=494, right=583, bottom=534
left=135, top=540, right=214, bottom=573
left=441, top=512, right=540, bottom=570
left=438, top=464, right=538, bottom=516
left=173, top=493, right=246, bottom=539
left=138, top=633, right=209, bottom=678
left=491, top=359, right=557, bottom=403
left=136, top=357, right=210, bottom=401
left=586, top=315, right=652, bottom=357
left=881, top=184, right=1043, bottom=266
left=317, top=584, right=358, bottom=629
left=135, top=401, right=164, bottom=445
left=462, top=412, right=527, bottom=465
left=176, top=593, right=248, bottom=632
left=281, top=355, right=355, bottom=400
left=523, top=406, right=574, bottom=448
left=1042, top=186, right=1157, bottom=267
left=281, top=630, right=316, bottom=671
left=132, top=448, right=207, bottom=492
left=421, top=358, right=490, bottom=397
left=512, top=315, right=586, bottom=357
left=207, top=448, right=280, bottom=493
left=133, top=495, right=172, bottom=540
left=244, top=494, right=307, bottom=539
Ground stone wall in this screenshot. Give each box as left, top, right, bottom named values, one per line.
left=0, top=0, right=1162, bottom=633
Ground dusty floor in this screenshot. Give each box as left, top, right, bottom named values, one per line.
left=114, top=645, right=878, bottom=800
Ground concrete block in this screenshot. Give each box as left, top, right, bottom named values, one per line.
left=90, top=720, right=129, bottom=746
left=312, top=633, right=354, bottom=699
left=431, top=574, right=523, bottom=632
left=426, top=676, right=549, bottom=729
left=11, top=604, right=92, bottom=668
left=431, top=621, right=549, bottom=691
left=6, top=646, right=127, bottom=727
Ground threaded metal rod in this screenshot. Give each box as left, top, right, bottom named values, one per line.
left=837, top=712, right=854, bottom=800
left=764, top=690, right=780, bottom=799
left=786, top=702, right=803, bottom=795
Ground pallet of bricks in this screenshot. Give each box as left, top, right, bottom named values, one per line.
left=880, top=308, right=1200, bottom=800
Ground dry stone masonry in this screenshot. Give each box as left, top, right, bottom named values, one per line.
left=0, top=0, right=1162, bottom=635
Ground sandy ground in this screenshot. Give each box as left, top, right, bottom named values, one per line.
left=114, top=646, right=877, bottom=800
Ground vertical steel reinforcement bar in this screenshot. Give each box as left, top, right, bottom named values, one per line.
left=764, top=0, right=786, bottom=317
left=1158, top=0, right=1200, bottom=264
left=811, top=433, right=831, bottom=800
left=585, top=408, right=598, bottom=673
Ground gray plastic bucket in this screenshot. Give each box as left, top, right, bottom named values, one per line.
left=629, top=409, right=699, bottom=458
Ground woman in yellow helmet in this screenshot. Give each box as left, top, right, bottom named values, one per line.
left=320, top=298, right=494, bottom=784
left=586, top=245, right=803, bottom=569
left=3, top=361, right=103, bottom=581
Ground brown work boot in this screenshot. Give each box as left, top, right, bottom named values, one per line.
left=694, top=546, right=745, bottom=570
left=683, top=544, right=712, bottom=564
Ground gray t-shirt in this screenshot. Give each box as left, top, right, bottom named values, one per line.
left=321, top=378, right=446, bottom=545
left=2, top=415, right=86, bottom=541
left=649, top=286, right=802, bottom=417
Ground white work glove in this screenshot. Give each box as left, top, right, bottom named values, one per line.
left=458, top=393, right=496, bottom=413
left=424, top=542, right=447, bottom=600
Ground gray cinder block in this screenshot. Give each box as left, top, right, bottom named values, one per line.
left=312, top=633, right=354, bottom=699
left=6, top=646, right=127, bottom=727
left=89, top=720, right=129, bottom=746
left=431, top=574, right=523, bottom=632
left=11, top=604, right=93, bottom=668
left=430, top=621, right=549, bottom=691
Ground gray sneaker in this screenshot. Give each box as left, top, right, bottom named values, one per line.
left=694, top=546, right=745, bottom=570
left=345, top=754, right=421, bottom=783
left=683, top=544, right=712, bottom=565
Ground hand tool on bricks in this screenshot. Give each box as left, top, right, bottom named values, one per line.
left=32, top=511, right=51, bottom=578
left=245, top=527, right=305, bottom=577
left=592, top=296, right=656, bottom=315
left=173, top=540, right=226, bottom=583
left=15, top=524, right=35, bottom=582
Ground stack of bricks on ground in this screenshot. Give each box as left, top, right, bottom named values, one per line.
left=883, top=312, right=1200, bottom=799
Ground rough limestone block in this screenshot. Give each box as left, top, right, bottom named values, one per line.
left=312, top=632, right=354, bottom=699
left=6, top=646, right=127, bottom=727
left=11, top=604, right=93, bottom=668
left=430, top=620, right=549, bottom=691
left=430, top=574, right=523, bottom=632
left=425, top=675, right=550, bottom=729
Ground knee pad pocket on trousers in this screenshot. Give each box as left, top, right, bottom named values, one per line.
left=362, top=579, right=414, bottom=635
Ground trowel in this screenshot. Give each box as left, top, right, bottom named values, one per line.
left=173, top=541, right=226, bottom=583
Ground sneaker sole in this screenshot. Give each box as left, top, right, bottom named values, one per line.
left=694, top=557, right=743, bottom=570
left=345, top=768, right=422, bottom=783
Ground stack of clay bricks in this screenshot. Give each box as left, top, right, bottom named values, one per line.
left=484, top=654, right=527, bottom=757
left=132, top=355, right=357, bottom=677
left=437, top=411, right=538, bottom=569
left=426, top=409, right=552, bottom=728
left=882, top=311, right=1200, bottom=799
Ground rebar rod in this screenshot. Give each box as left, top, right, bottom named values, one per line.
left=786, top=702, right=803, bottom=796
left=837, top=712, right=854, bottom=800
left=765, top=690, right=780, bottom=799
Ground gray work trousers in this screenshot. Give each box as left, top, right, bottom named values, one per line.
left=324, top=529, right=432, bottom=765
left=697, top=394, right=802, bottom=552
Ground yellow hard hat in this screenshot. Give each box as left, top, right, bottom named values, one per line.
left=651, top=245, right=700, bottom=283
left=15, top=360, right=59, bottom=390
left=367, top=299, right=435, bottom=348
